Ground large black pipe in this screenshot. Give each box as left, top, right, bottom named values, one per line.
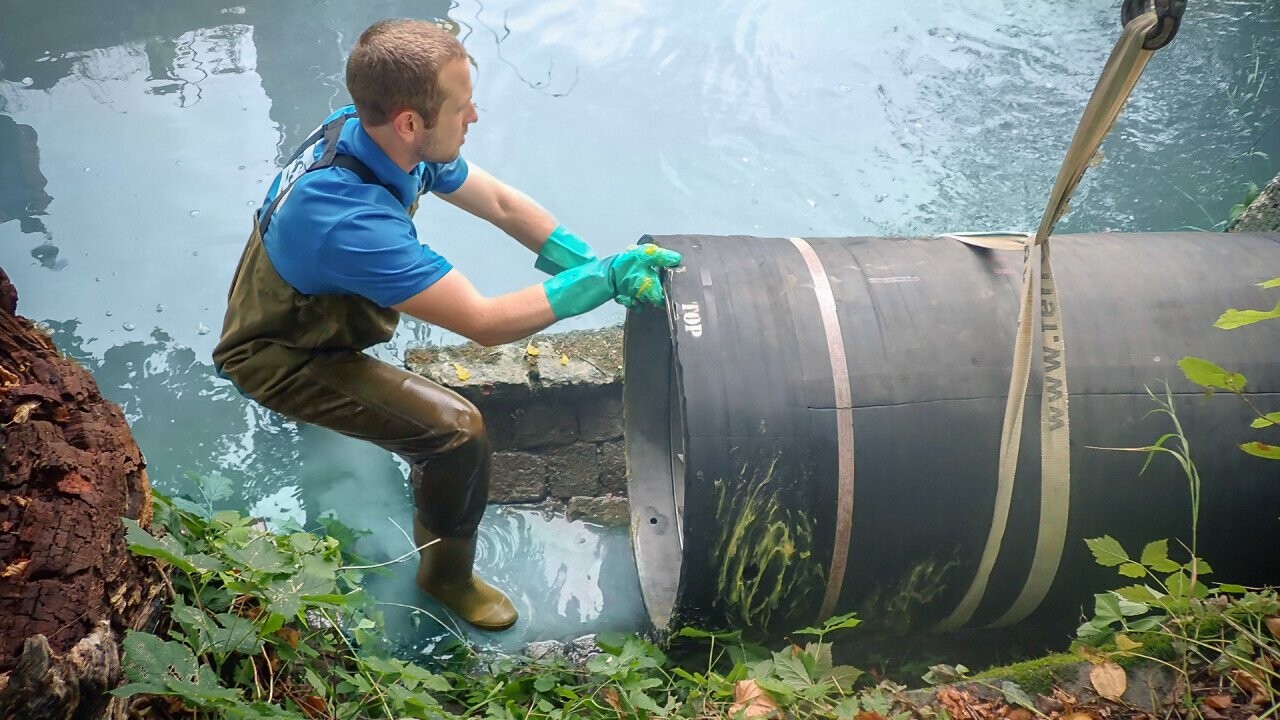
left=623, top=232, right=1280, bottom=636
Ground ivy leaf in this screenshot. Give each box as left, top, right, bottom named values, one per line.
left=1214, top=301, right=1280, bottom=330
left=123, top=518, right=196, bottom=573
left=1086, top=536, right=1130, bottom=567
left=1178, top=357, right=1246, bottom=392
left=1241, top=442, right=1280, bottom=460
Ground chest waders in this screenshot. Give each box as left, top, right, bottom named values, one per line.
left=212, top=113, right=517, bottom=630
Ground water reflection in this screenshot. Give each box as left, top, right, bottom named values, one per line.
left=41, top=319, right=646, bottom=649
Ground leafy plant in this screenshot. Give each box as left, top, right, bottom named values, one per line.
left=1178, top=274, right=1280, bottom=460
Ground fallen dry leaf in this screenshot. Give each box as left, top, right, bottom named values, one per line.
left=560, top=354, right=568, bottom=366
left=854, top=711, right=890, bottom=720
left=0, top=364, right=18, bottom=387
left=1202, top=695, right=1233, bottom=710
left=275, top=626, right=301, bottom=649
left=729, top=679, right=779, bottom=719
left=452, top=363, right=471, bottom=381
left=1264, top=616, right=1280, bottom=642
left=1053, top=687, right=1079, bottom=711
left=296, top=694, right=326, bottom=719
left=1005, top=708, right=1032, bottom=720
left=1, top=559, right=30, bottom=578
left=524, top=342, right=540, bottom=357
left=1090, top=661, right=1127, bottom=702
left=1230, top=669, right=1270, bottom=705
left=7, top=400, right=39, bottom=426
left=1061, top=712, right=1095, bottom=720
left=601, top=687, right=622, bottom=711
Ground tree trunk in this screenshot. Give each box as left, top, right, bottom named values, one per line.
left=0, top=267, right=162, bottom=720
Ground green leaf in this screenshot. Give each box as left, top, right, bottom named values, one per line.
left=1128, top=616, right=1165, bottom=632
left=1086, top=536, right=1130, bottom=567
left=360, top=655, right=404, bottom=675
left=169, top=600, right=216, bottom=650
left=1139, top=540, right=1169, bottom=567
left=833, top=697, right=861, bottom=720
left=1215, top=301, right=1280, bottom=330
left=772, top=651, right=815, bottom=689
left=118, top=629, right=198, bottom=690
left=1000, top=681, right=1036, bottom=710
left=1251, top=412, right=1280, bottom=429
left=826, top=665, right=864, bottom=688
left=1165, top=571, right=1192, bottom=599
left=1094, top=593, right=1124, bottom=623
left=1259, top=277, right=1280, bottom=289
left=1241, top=441, right=1280, bottom=459
left=794, top=611, right=861, bottom=636
left=1178, top=357, right=1246, bottom=392
left=170, top=495, right=211, bottom=519
left=533, top=675, right=557, bottom=693
left=627, top=688, right=663, bottom=714
left=1118, top=562, right=1146, bottom=578
left=1216, top=583, right=1248, bottom=594
left=303, top=667, right=328, bottom=696
left=220, top=536, right=291, bottom=575
left=123, top=518, right=196, bottom=573
left=1149, top=558, right=1182, bottom=573
left=1115, top=585, right=1160, bottom=604
left=753, top=676, right=795, bottom=698
left=197, top=472, right=234, bottom=504
left=209, top=613, right=264, bottom=657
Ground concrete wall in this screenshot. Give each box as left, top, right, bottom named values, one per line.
left=404, top=328, right=629, bottom=526
left=1230, top=170, right=1280, bottom=232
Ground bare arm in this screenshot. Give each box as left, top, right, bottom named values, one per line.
left=393, top=268, right=556, bottom=347
left=436, top=164, right=556, bottom=254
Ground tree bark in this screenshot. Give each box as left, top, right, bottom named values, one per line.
left=0, top=267, right=162, bottom=720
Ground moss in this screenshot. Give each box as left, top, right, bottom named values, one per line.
left=971, top=652, right=1082, bottom=695
left=712, top=455, right=825, bottom=631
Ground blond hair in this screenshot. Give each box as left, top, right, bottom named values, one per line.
left=346, top=19, right=468, bottom=127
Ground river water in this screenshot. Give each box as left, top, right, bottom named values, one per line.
left=2, top=0, right=1278, bottom=652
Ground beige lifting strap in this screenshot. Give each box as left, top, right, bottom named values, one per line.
left=934, top=10, right=1160, bottom=631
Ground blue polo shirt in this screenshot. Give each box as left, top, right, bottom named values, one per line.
left=260, top=106, right=468, bottom=308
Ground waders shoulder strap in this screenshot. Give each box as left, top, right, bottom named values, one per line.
left=256, top=112, right=397, bottom=236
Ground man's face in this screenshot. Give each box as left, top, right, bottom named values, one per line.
left=416, top=58, right=477, bottom=163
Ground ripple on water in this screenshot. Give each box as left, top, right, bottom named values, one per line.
left=368, top=506, right=648, bottom=656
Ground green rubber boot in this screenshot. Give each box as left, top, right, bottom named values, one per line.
left=414, top=518, right=518, bottom=631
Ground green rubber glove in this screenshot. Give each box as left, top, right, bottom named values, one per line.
left=534, top=225, right=597, bottom=276
left=543, top=243, right=683, bottom=319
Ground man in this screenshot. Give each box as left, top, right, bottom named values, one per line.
left=213, top=19, right=679, bottom=631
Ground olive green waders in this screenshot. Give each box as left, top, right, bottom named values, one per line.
left=213, top=116, right=517, bottom=630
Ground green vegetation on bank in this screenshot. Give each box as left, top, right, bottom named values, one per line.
left=112, top=274, right=1280, bottom=719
